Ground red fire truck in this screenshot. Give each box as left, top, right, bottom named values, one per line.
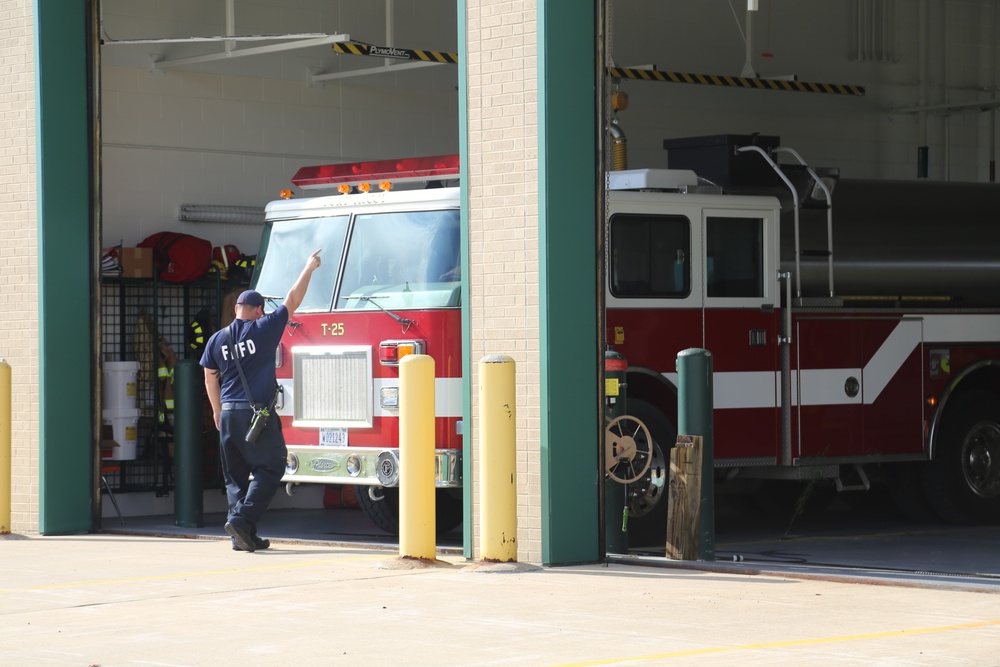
left=255, top=139, right=1000, bottom=541
left=608, top=134, right=1000, bottom=543
left=253, top=155, right=464, bottom=534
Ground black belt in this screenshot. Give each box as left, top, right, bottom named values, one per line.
left=221, top=402, right=261, bottom=411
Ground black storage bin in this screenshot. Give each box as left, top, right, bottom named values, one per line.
left=663, top=134, right=780, bottom=188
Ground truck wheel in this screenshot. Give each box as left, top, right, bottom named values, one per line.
left=921, top=390, right=1000, bottom=524
left=356, top=486, right=400, bottom=534
left=355, top=486, right=464, bottom=536
left=619, top=398, right=676, bottom=548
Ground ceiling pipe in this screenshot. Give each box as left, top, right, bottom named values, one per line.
left=855, top=0, right=864, bottom=61
left=893, top=98, right=1000, bottom=115
left=992, top=0, right=997, bottom=182
left=225, top=0, right=235, bottom=56
left=918, top=0, right=928, bottom=178
left=740, top=1, right=758, bottom=78
left=152, top=34, right=350, bottom=70
left=943, top=0, right=951, bottom=181
left=103, top=33, right=332, bottom=45
left=385, top=0, right=395, bottom=68
left=310, top=60, right=442, bottom=83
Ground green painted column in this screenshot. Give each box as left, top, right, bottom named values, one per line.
left=676, top=348, right=715, bottom=560
left=457, top=0, right=472, bottom=559
left=538, top=0, right=600, bottom=565
left=173, top=360, right=204, bottom=528
left=35, top=0, right=94, bottom=533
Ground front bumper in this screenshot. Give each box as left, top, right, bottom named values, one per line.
left=282, top=445, right=462, bottom=488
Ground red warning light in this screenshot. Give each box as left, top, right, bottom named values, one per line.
left=291, top=154, right=460, bottom=190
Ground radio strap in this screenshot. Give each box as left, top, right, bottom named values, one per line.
left=226, top=325, right=257, bottom=407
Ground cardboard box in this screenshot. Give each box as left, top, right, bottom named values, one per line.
left=100, top=424, right=120, bottom=459
left=120, top=247, right=153, bottom=279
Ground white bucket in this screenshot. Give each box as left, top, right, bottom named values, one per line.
left=102, top=408, right=140, bottom=460
left=103, top=361, right=139, bottom=411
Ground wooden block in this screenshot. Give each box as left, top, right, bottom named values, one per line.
left=666, top=435, right=702, bottom=560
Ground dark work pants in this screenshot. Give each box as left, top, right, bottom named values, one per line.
left=219, top=408, right=287, bottom=535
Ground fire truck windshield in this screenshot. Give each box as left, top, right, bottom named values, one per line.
left=255, top=215, right=348, bottom=313
left=338, top=208, right=460, bottom=310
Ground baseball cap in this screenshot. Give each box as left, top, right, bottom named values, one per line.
left=237, top=290, right=265, bottom=308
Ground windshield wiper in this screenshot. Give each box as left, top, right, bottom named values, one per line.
left=257, top=295, right=302, bottom=333
left=342, top=295, right=414, bottom=333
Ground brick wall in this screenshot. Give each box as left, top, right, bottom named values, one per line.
left=0, top=0, right=39, bottom=534
left=465, top=1, right=541, bottom=563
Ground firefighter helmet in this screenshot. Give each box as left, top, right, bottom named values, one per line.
left=187, top=308, right=214, bottom=351
left=228, top=254, right=256, bottom=282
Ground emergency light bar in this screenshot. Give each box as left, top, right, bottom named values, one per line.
left=291, top=154, right=460, bottom=190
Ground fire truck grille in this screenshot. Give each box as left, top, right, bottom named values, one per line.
left=292, top=346, right=373, bottom=427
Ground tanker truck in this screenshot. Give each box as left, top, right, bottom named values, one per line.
left=607, top=134, right=1000, bottom=544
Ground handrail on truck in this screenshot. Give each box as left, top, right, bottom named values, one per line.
left=735, top=145, right=803, bottom=297
left=772, top=146, right=835, bottom=298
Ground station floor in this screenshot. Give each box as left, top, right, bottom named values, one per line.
left=102, top=501, right=1000, bottom=589
left=2, top=506, right=999, bottom=666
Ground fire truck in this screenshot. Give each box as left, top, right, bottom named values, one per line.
left=608, top=134, right=1000, bottom=543
left=253, top=155, right=464, bottom=535
left=255, top=139, right=1000, bottom=540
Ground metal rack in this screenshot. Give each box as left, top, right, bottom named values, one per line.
left=100, top=273, right=245, bottom=495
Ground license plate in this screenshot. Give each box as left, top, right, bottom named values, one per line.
left=319, top=428, right=348, bottom=447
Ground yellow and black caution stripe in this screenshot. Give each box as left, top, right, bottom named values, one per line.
left=333, top=40, right=458, bottom=64
left=607, top=67, right=865, bottom=96
left=330, top=43, right=861, bottom=96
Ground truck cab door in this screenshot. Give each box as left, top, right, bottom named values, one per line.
left=702, top=207, right=781, bottom=464
left=605, top=197, right=705, bottom=371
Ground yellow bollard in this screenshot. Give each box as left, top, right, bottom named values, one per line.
left=1, top=360, right=11, bottom=534
left=398, top=354, right=436, bottom=560
left=479, top=354, right=517, bottom=562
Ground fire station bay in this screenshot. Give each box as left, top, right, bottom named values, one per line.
left=8, top=1, right=1000, bottom=570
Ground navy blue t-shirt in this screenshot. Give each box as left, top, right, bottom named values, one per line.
left=200, top=305, right=289, bottom=404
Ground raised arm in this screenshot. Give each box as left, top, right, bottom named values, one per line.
left=283, top=249, right=323, bottom=316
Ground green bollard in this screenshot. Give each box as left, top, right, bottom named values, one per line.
left=676, top=348, right=714, bottom=560
left=603, top=349, right=629, bottom=554
left=173, top=359, right=203, bottom=528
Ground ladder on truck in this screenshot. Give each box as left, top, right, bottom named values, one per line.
left=735, top=145, right=835, bottom=301
left=736, top=144, right=835, bottom=468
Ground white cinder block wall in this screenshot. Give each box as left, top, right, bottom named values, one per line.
left=611, top=1, right=997, bottom=182
left=100, top=0, right=459, bottom=253
left=1, top=0, right=38, bottom=533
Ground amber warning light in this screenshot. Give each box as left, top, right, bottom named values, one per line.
left=291, top=154, right=460, bottom=190
left=379, top=339, right=425, bottom=366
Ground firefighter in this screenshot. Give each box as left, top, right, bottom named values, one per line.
left=199, top=249, right=322, bottom=552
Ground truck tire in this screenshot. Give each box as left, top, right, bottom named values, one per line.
left=355, top=486, right=464, bottom=536
left=356, top=486, right=399, bottom=534
left=921, top=390, right=1000, bottom=524
left=620, top=398, right=676, bottom=548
